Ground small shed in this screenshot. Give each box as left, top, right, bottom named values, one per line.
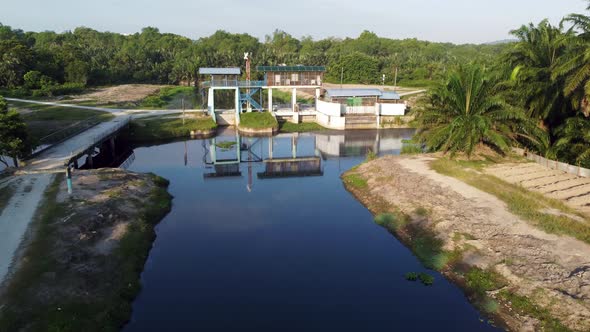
left=199, top=68, right=241, bottom=86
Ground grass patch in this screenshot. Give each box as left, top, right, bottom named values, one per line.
left=465, top=268, right=504, bottom=296
left=401, top=143, right=423, bottom=155
left=271, top=89, right=313, bottom=104
left=11, top=102, right=115, bottom=143
left=129, top=115, right=216, bottom=143
left=140, top=86, right=197, bottom=109
left=215, top=141, right=236, bottom=150
left=240, top=112, right=278, bottom=129
left=418, top=273, right=434, bottom=286
left=342, top=173, right=368, bottom=189
left=278, top=121, right=326, bottom=133
left=431, top=158, right=590, bottom=245
left=498, top=290, right=571, bottom=331
left=239, top=112, right=278, bottom=130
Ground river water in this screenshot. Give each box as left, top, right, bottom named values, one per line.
left=122, top=128, right=498, bottom=332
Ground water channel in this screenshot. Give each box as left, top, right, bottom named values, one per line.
left=121, top=128, right=498, bottom=331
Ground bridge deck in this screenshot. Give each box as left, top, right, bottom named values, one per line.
left=25, top=115, right=131, bottom=171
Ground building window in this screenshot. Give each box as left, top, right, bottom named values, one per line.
left=291, top=73, right=299, bottom=82
left=275, top=74, right=281, bottom=84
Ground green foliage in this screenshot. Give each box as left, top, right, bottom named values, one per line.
left=405, top=272, right=418, bottom=281
left=374, top=213, right=407, bottom=231
left=366, top=149, right=377, bottom=161
left=418, top=273, right=435, bottom=286
left=416, top=65, right=542, bottom=157
left=465, top=268, right=504, bottom=296
left=239, top=112, right=278, bottom=129
left=0, top=96, right=34, bottom=166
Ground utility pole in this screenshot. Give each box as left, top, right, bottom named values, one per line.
left=394, top=67, right=398, bottom=91
left=182, top=97, right=185, bottom=126
left=340, top=67, right=344, bottom=89
left=382, top=74, right=385, bottom=87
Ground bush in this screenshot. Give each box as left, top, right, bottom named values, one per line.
left=31, top=83, right=86, bottom=97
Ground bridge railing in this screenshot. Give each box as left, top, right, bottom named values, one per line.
left=31, top=115, right=107, bottom=157
left=64, top=116, right=131, bottom=166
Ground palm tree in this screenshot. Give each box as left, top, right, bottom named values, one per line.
left=555, top=4, right=590, bottom=116
left=416, top=65, right=542, bottom=158
left=506, top=20, right=573, bottom=129
left=555, top=116, right=590, bottom=167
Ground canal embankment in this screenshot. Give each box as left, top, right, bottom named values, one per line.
left=343, top=154, right=590, bottom=332
left=0, top=169, right=172, bottom=332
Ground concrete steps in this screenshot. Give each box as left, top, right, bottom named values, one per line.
left=345, top=115, right=377, bottom=129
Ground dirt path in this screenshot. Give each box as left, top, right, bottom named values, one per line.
left=354, top=155, right=590, bottom=331
left=0, top=174, right=53, bottom=286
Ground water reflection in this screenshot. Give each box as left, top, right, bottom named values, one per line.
left=196, top=128, right=414, bottom=190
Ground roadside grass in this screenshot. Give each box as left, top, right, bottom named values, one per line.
left=278, top=121, right=326, bottom=133
left=342, top=173, right=368, bottom=189
left=129, top=115, right=217, bottom=143
left=10, top=102, right=114, bottom=142
left=239, top=112, right=278, bottom=129
left=431, top=158, right=590, bottom=245
left=0, top=173, right=173, bottom=332
left=0, top=183, right=17, bottom=216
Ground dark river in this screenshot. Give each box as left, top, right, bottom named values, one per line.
left=122, top=128, right=497, bottom=332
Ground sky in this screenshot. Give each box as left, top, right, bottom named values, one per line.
left=0, top=0, right=588, bottom=44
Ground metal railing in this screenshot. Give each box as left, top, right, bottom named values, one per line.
left=31, top=115, right=106, bottom=157
left=202, top=80, right=266, bottom=88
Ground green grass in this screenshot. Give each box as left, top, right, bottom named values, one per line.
left=465, top=268, right=504, bottom=296
left=140, top=86, right=198, bottom=109
left=239, top=112, right=278, bottom=129
left=271, top=89, right=313, bottom=104
left=10, top=102, right=115, bottom=142
left=342, top=173, right=368, bottom=189
left=498, top=290, right=571, bottom=331
left=129, top=116, right=217, bottom=142
left=278, top=121, right=326, bottom=133
left=418, top=273, right=435, bottom=286
left=401, top=143, right=423, bottom=155
left=431, top=158, right=590, bottom=245
left=216, top=141, right=237, bottom=149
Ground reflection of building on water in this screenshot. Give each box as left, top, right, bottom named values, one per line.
left=315, top=129, right=415, bottom=158
left=203, top=132, right=323, bottom=182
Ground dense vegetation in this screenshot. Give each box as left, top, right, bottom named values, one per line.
left=0, top=96, right=33, bottom=167
left=416, top=3, right=590, bottom=167
left=0, top=24, right=505, bottom=95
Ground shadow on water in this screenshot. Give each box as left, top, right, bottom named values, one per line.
left=111, top=128, right=499, bottom=332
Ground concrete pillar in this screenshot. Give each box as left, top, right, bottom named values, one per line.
left=236, top=132, right=241, bottom=163
left=109, top=137, right=116, bottom=159
left=207, top=88, right=215, bottom=117
left=235, top=88, right=241, bottom=125
left=292, top=88, right=297, bottom=113
left=315, top=88, right=320, bottom=110
left=292, top=136, right=297, bottom=159
left=268, top=136, right=274, bottom=159
left=87, top=152, right=94, bottom=168
left=268, top=88, right=273, bottom=112
left=210, top=138, right=217, bottom=164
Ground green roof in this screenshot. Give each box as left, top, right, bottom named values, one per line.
left=257, top=66, right=326, bottom=72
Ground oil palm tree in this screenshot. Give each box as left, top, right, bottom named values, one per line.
left=506, top=20, right=572, bottom=129
left=554, top=116, right=590, bottom=167
left=416, top=65, right=542, bottom=158
left=555, top=4, right=590, bottom=116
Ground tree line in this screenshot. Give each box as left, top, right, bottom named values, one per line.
left=0, top=24, right=506, bottom=95
left=416, top=3, right=590, bottom=168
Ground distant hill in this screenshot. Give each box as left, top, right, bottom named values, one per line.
left=484, top=39, right=518, bottom=45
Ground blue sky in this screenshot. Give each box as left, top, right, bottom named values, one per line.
left=1, top=0, right=587, bottom=44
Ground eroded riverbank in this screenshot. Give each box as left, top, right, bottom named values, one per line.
left=343, top=155, right=590, bottom=331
